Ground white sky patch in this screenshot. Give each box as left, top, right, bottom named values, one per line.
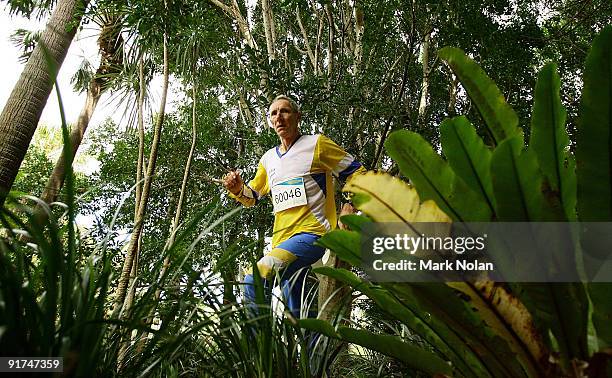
left=1, top=8, right=187, bottom=182
left=1, top=9, right=186, bottom=232
left=0, top=10, right=182, bottom=131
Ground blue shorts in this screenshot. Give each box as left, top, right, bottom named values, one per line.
left=244, top=232, right=326, bottom=317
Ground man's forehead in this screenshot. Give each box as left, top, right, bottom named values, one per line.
left=269, top=99, right=292, bottom=110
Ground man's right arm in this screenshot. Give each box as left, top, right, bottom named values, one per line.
left=223, top=161, right=269, bottom=207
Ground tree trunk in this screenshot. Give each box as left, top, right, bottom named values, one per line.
left=39, top=11, right=124, bottom=205
left=117, top=54, right=146, bottom=360
left=0, top=0, right=89, bottom=206
left=117, top=55, right=147, bottom=366
left=372, top=60, right=410, bottom=169
left=156, top=79, right=198, bottom=300
left=417, top=31, right=430, bottom=123
left=209, top=0, right=271, bottom=102
left=39, top=81, right=101, bottom=206
left=113, top=32, right=169, bottom=318
left=135, top=73, right=199, bottom=355
left=127, top=54, right=148, bottom=313
left=261, top=0, right=276, bottom=61
left=135, top=54, right=147, bottom=207
left=317, top=253, right=351, bottom=322
left=352, top=4, right=364, bottom=75
left=318, top=204, right=356, bottom=322
left=324, top=3, right=335, bottom=80
left=315, top=16, right=324, bottom=76
left=209, top=0, right=257, bottom=49
left=296, top=6, right=317, bottom=73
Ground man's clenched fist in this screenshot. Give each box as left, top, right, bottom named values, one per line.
left=223, top=170, right=244, bottom=195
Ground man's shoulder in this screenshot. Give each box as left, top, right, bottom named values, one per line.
left=303, top=134, right=321, bottom=143
left=261, top=147, right=277, bottom=162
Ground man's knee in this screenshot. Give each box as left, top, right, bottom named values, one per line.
left=255, top=247, right=297, bottom=280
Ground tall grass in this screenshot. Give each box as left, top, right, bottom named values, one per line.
left=0, top=192, right=360, bottom=376
left=0, top=77, right=393, bottom=378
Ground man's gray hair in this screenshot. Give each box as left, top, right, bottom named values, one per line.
left=271, top=94, right=301, bottom=113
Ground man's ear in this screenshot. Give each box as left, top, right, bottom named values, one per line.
left=297, top=111, right=302, bottom=122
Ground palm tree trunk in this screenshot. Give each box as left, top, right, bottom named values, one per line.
left=113, top=32, right=169, bottom=318
left=39, top=79, right=101, bottom=205
left=33, top=15, right=122, bottom=228
left=0, top=0, right=89, bottom=206
left=127, top=54, right=148, bottom=310
left=127, top=54, right=147, bottom=309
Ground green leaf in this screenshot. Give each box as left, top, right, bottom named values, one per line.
left=576, top=25, right=612, bottom=222
left=343, top=171, right=451, bottom=223
left=312, top=267, right=364, bottom=288
left=387, top=282, right=528, bottom=377
left=530, top=63, right=575, bottom=220
left=588, top=283, right=612, bottom=349
left=491, top=135, right=589, bottom=364
left=337, top=214, right=371, bottom=232
left=448, top=281, right=545, bottom=377
left=337, top=327, right=453, bottom=376
left=299, top=316, right=453, bottom=376
left=438, top=47, right=521, bottom=145
left=296, top=318, right=339, bottom=339
left=561, top=155, right=577, bottom=222
left=316, top=230, right=361, bottom=266
left=440, top=116, right=495, bottom=213
left=513, top=283, right=589, bottom=364
left=313, top=267, right=490, bottom=377
left=576, top=26, right=612, bottom=284
left=490, top=137, right=555, bottom=221
left=385, top=130, right=492, bottom=221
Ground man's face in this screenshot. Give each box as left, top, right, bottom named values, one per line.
left=268, top=99, right=300, bottom=140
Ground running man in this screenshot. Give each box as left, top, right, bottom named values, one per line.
left=223, top=95, right=365, bottom=318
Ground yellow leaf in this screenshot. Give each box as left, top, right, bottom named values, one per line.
left=344, top=171, right=547, bottom=374
left=343, top=171, right=451, bottom=223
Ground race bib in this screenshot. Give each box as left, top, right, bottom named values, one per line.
left=271, top=177, right=307, bottom=213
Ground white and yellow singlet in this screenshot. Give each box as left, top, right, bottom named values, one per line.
left=229, top=134, right=365, bottom=249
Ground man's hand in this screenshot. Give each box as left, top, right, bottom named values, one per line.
left=223, top=170, right=244, bottom=196
left=338, top=202, right=356, bottom=230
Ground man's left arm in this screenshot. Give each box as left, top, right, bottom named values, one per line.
left=315, top=135, right=366, bottom=228
left=315, top=134, right=366, bottom=182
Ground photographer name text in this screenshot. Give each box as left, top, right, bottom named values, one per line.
left=372, top=259, right=494, bottom=271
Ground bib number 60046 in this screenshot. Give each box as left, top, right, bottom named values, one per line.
left=274, top=187, right=302, bottom=204
left=271, top=177, right=307, bottom=213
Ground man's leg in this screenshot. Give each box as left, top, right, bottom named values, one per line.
left=242, top=233, right=324, bottom=317
left=281, top=266, right=313, bottom=318
left=242, top=245, right=299, bottom=313
left=242, top=273, right=271, bottom=311
left=277, top=233, right=325, bottom=318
